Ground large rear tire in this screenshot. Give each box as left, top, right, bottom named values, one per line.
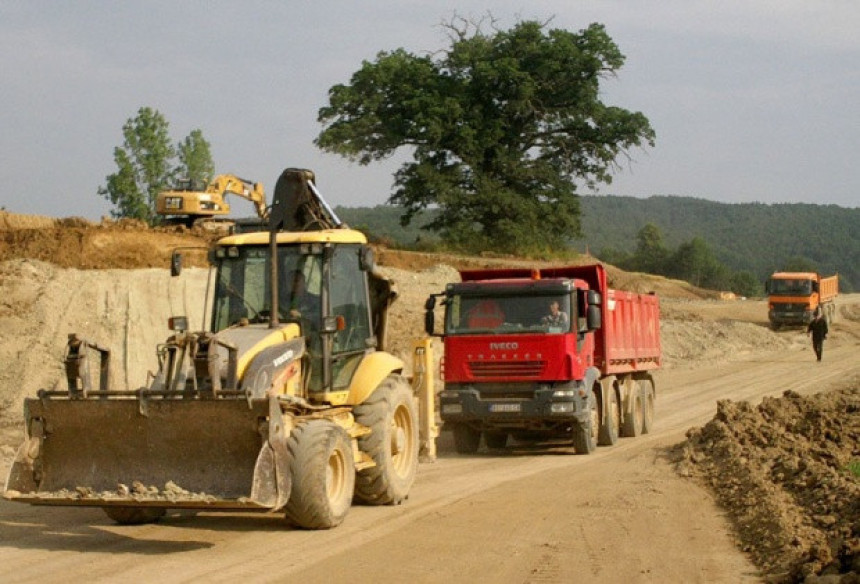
left=452, top=423, right=481, bottom=454
left=103, top=506, right=166, bottom=525
left=353, top=375, right=418, bottom=505
left=572, top=392, right=598, bottom=455
left=284, top=420, right=355, bottom=529
left=641, top=380, right=655, bottom=434
left=597, top=388, right=620, bottom=446
left=621, top=383, right=644, bottom=437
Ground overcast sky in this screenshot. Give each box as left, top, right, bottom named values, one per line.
left=1, top=1, right=857, bottom=220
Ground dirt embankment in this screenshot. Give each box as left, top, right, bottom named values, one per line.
left=1, top=212, right=859, bottom=582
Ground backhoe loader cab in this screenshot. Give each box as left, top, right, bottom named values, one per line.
left=208, top=229, right=395, bottom=402
left=4, top=168, right=422, bottom=530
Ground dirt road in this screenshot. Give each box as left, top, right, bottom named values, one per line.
left=1, top=286, right=857, bottom=583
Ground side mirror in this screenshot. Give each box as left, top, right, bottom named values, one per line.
left=424, top=295, right=436, bottom=310
left=359, top=246, right=375, bottom=272
left=586, top=305, right=602, bottom=331
left=424, top=310, right=435, bottom=336
left=171, top=252, right=182, bottom=277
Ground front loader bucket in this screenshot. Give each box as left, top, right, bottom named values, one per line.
left=4, top=396, right=291, bottom=511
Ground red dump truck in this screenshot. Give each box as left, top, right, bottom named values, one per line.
left=424, top=264, right=661, bottom=454
left=766, top=272, right=839, bottom=329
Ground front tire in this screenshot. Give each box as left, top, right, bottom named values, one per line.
left=353, top=375, right=418, bottom=505
left=484, top=431, right=508, bottom=450
left=452, top=423, right=481, bottom=454
left=284, top=420, right=355, bottom=529
left=572, top=392, right=598, bottom=454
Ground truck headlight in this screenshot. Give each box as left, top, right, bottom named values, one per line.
left=553, top=389, right=576, bottom=398
left=551, top=403, right=574, bottom=413
left=442, top=404, right=463, bottom=415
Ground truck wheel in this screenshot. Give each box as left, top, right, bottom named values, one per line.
left=572, top=393, right=598, bottom=454
left=641, top=381, right=655, bottom=434
left=284, top=420, right=355, bottom=529
left=452, top=423, right=481, bottom=454
left=103, top=506, right=166, bottom=525
left=597, top=388, right=619, bottom=446
left=621, top=385, right=644, bottom=437
left=353, top=375, right=418, bottom=505
left=484, top=431, right=508, bottom=450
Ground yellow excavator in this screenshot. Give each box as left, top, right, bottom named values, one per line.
left=156, top=174, right=268, bottom=226
left=4, top=168, right=437, bottom=529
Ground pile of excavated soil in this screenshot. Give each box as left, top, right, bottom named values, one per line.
left=678, top=384, right=860, bottom=583
left=0, top=213, right=211, bottom=270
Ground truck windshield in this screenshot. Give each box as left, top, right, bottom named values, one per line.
left=769, top=279, right=812, bottom=295
left=211, top=245, right=322, bottom=332
left=445, top=293, right=572, bottom=335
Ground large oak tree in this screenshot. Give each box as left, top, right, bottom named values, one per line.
left=316, top=18, right=655, bottom=253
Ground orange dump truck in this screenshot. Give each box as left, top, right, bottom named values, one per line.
left=766, top=272, right=838, bottom=329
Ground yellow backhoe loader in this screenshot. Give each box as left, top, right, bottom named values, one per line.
left=4, top=168, right=437, bottom=529
left=156, top=174, right=268, bottom=227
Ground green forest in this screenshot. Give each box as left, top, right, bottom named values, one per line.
left=335, top=195, right=859, bottom=294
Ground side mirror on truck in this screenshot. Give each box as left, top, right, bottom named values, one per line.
left=586, top=305, right=602, bottom=331
left=424, top=295, right=438, bottom=336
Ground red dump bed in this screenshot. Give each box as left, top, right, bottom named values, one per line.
left=598, top=288, right=661, bottom=375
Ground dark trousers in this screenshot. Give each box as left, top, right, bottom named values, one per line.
left=812, top=338, right=824, bottom=361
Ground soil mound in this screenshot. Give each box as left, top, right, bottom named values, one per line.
left=0, top=213, right=211, bottom=270
left=678, top=385, right=860, bottom=582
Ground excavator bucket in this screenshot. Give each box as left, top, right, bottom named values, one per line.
left=4, top=394, right=292, bottom=512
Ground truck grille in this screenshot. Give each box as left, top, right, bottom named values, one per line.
left=468, top=360, right=545, bottom=379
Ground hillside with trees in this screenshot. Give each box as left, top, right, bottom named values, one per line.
left=575, top=195, right=858, bottom=293
left=334, top=195, right=859, bottom=294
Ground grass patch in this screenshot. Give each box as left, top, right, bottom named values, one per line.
left=847, top=460, right=860, bottom=479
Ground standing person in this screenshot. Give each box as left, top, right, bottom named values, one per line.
left=807, top=308, right=828, bottom=362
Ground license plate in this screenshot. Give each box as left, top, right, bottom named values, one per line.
left=489, top=403, right=521, bottom=413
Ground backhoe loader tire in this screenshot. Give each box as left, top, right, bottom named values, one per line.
left=452, top=423, right=481, bottom=454
left=103, top=506, right=166, bottom=525
left=284, top=420, right=355, bottom=530
left=353, top=375, right=418, bottom=505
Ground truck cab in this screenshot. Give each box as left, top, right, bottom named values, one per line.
left=428, top=268, right=604, bottom=454
left=766, top=271, right=839, bottom=329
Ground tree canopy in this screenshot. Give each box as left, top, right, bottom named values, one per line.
left=99, top=107, right=214, bottom=224
left=316, top=17, right=654, bottom=253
